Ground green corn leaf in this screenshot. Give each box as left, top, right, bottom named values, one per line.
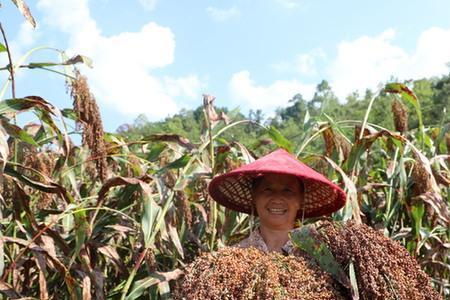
left=61, top=108, right=78, bottom=121
left=28, top=62, right=61, bottom=68
left=0, top=43, right=6, bottom=52
left=26, top=55, right=93, bottom=69
left=147, top=143, right=166, bottom=162
left=267, top=126, right=293, bottom=153
left=141, top=195, right=161, bottom=248
left=349, top=260, right=360, bottom=300
left=0, top=120, right=38, bottom=146
left=411, top=202, right=425, bottom=239
left=71, top=210, right=89, bottom=263
left=290, top=225, right=351, bottom=289
left=126, top=269, right=182, bottom=300
left=0, top=98, right=43, bottom=115
left=165, top=154, right=190, bottom=169
left=126, top=275, right=162, bottom=300
left=0, top=97, right=55, bottom=116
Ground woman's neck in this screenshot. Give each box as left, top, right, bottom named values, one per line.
left=259, top=225, right=292, bottom=252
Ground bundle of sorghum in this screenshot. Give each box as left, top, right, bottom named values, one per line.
left=317, top=221, right=442, bottom=300
left=174, top=247, right=346, bottom=300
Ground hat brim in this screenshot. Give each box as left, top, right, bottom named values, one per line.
left=208, top=149, right=347, bottom=218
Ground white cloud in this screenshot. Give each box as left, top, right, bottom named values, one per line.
left=5, top=21, right=39, bottom=61
left=164, top=75, right=204, bottom=100
left=36, top=0, right=203, bottom=120
left=295, top=49, right=326, bottom=76
left=328, top=28, right=450, bottom=99
left=229, top=26, right=450, bottom=117
left=229, top=70, right=315, bottom=113
left=329, top=29, right=407, bottom=99
left=15, top=22, right=37, bottom=49
left=271, top=48, right=325, bottom=76
left=409, top=27, right=450, bottom=77
left=276, top=0, right=304, bottom=9
left=206, top=6, right=240, bottom=22
left=139, top=0, right=158, bottom=11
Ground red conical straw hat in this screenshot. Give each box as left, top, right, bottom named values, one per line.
left=208, top=148, right=347, bottom=218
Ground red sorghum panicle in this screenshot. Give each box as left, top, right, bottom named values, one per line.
left=176, top=191, right=192, bottom=230
left=70, top=70, right=107, bottom=181
left=174, top=247, right=346, bottom=299
left=411, top=156, right=433, bottom=197
left=392, top=99, right=408, bottom=134
left=317, top=221, right=442, bottom=300
left=23, top=150, right=56, bottom=209
left=321, top=125, right=351, bottom=161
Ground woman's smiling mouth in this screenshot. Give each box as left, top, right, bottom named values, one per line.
left=267, top=207, right=287, bottom=214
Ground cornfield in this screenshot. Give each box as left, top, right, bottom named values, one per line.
left=0, top=3, right=449, bottom=299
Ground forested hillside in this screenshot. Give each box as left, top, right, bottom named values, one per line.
left=119, top=77, right=450, bottom=151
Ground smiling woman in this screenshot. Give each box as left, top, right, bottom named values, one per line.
left=250, top=173, right=303, bottom=251
left=208, top=148, right=347, bottom=253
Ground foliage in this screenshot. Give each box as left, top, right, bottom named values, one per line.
left=0, top=5, right=449, bottom=299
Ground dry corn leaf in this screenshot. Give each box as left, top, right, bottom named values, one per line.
left=11, top=0, right=36, bottom=28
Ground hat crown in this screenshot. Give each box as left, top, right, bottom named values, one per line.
left=230, top=148, right=328, bottom=183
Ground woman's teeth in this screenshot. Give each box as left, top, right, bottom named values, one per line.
left=267, top=208, right=287, bottom=214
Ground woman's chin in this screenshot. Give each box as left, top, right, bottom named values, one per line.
left=260, top=215, right=295, bottom=229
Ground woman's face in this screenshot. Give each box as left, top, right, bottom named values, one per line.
left=252, top=174, right=303, bottom=230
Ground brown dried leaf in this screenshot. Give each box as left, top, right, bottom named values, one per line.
left=36, top=225, right=71, bottom=256
left=412, top=192, right=450, bottom=224
left=39, top=235, right=57, bottom=270
left=105, top=224, right=134, bottom=237
left=11, top=0, right=36, bottom=28
left=91, top=269, right=105, bottom=300
left=203, top=94, right=218, bottom=121
left=34, top=251, right=49, bottom=300
left=354, top=124, right=376, bottom=142
left=97, top=175, right=153, bottom=205
left=82, top=273, right=92, bottom=300
left=323, top=156, right=362, bottom=224
left=202, top=94, right=229, bottom=127
left=98, top=245, right=127, bottom=274
left=0, top=123, right=8, bottom=174
left=65, top=54, right=93, bottom=68
left=149, top=134, right=196, bottom=150
left=432, top=168, right=450, bottom=187
left=192, top=202, right=208, bottom=223
left=168, top=223, right=184, bottom=259
left=219, top=111, right=230, bottom=125
left=233, top=142, right=255, bottom=164
left=0, top=280, right=22, bottom=298
left=2, top=236, right=69, bottom=275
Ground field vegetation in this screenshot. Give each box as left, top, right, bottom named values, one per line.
left=0, top=2, right=449, bottom=299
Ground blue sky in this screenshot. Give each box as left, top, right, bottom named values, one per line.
left=2, top=0, right=450, bottom=132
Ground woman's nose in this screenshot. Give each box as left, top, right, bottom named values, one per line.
left=268, top=191, right=286, bottom=200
